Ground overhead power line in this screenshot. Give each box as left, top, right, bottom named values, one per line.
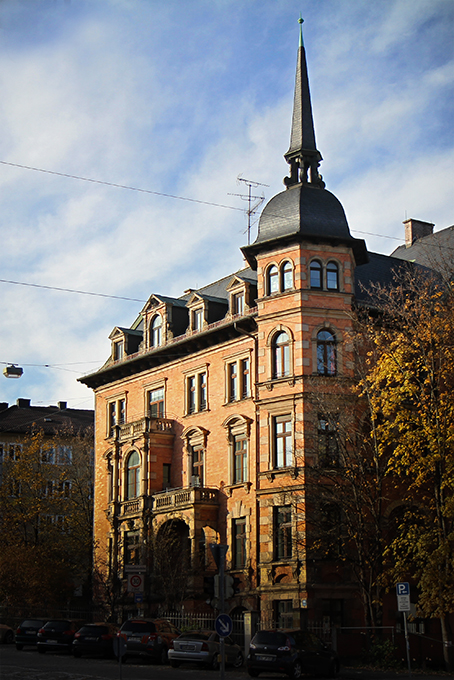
left=0, top=278, right=147, bottom=302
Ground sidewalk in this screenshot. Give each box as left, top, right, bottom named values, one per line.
left=341, top=666, right=453, bottom=679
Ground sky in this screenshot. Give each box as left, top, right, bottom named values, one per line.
left=0, top=0, right=453, bottom=410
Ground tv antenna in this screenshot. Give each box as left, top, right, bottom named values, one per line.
left=228, top=175, right=269, bottom=245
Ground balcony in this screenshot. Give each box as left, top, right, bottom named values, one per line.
left=152, top=486, right=219, bottom=514
left=118, top=416, right=173, bottom=442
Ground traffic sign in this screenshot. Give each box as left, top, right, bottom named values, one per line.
left=396, top=582, right=410, bottom=596
left=215, top=613, right=233, bottom=637
left=128, top=573, right=144, bottom=592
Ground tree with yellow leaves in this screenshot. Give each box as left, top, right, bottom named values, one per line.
left=358, top=269, right=454, bottom=671
left=0, top=425, right=94, bottom=613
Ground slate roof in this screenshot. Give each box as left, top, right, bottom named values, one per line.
left=0, top=402, right=94, bottom=435
left=391, top=225, right=454, bottom=278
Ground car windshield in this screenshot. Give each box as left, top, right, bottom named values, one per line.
left=178, top=632, right=211, bottom=640
left=122, top=621, right=156, bottom=633
left=44, top=621, right=71, bottom=630
left=21, top=620, right=43, bottom=627
left=78, top=625, right=108, bottom=635
left=253, top=631, right=288, bottom=646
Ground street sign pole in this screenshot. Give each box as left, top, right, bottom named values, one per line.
left=219, top=546, right=226, bottom=680
left=396, top=582, right=412, bottom=678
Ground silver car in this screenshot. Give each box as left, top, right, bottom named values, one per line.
left=169, top=630, right=243, bottom=670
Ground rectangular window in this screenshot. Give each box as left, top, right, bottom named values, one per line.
left=233, top=517, right=247, bottom=569
left=274, top=600, right=293, bottom=628
left=241, top=358, right=251, bottom=398
left=108, top=398, right=126, bottom=436
left=318, top=417, right=339, bottom=467
left=7, top=443, right=21, bottom=461
left=233, top=436, right=248, bottom=484
left=226, top=357, right=251, bottom=402
left=186, top=370, right=208, bottom=414
left=56, top=445, right=72, bottom=465
left=163, top=463, right=171, bottom=489
left=228, top=363, right=238, bottom=401
left=191, top=446, right=204, bottom=486
left=274, top=506, right=292, bottom=560
left=148, top=387, right=165, bottom=418
left=274, top=415, right=292, bottom=468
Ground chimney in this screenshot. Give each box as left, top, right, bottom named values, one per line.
left=403, top=218, right=434, bottom=248
left=16, top=398, right=31, bottom=408
left=0, top=402, right=8, bottom=412
left=58, top=401, right=67, bottom=410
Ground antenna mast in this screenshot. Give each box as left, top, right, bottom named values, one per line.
left=229, top=176, right=269, bottom=245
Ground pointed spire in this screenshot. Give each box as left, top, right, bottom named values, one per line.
left=284, top=18, right=324, bottom=189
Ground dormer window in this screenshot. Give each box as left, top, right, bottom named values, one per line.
left=192, top=307, right=204, bottom=331
left=232, top=291, right=245, bottom=315
left=150, top=314, right=162, bottom=347
left=113, top=340, right=124, bottom=361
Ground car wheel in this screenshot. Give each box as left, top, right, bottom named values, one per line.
left=248, top=670, right=260, bottom=678
left=160, top=646, right=168, bottom=664
left=73, top=649, right=82, bottom=658
left=290, top=660, right=302, bottom=679
left=5, top=631, right=14, bottom=644
left=15, top=644, right=23, bottom=651
left=233, top=651, right=244, bottom=668
left=210, top=654, right=219, bottom=670
left=170, top=660, right=180, bottom=668
left=38, top=646, right=46, bottom=654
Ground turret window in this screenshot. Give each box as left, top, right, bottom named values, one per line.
left=281, top=261, right=293, bottom=290
left=326, top=262, right=339, bottom=290
left=273, top=331, right=290, bottom=378
left=268, top=265, right=279, bottom=295
left=317, top=330, right=337, bottom=376
left=310, top=260, right=322, bottom=289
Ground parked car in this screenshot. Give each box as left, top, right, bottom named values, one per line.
left=15, top=619, right=46, bottom=650
left=37, top=620, right=83, bottom=653
left=72, top=622, right=118, bottom=658
left=246, top=629, right=340, bottom=679
left=0, top=624, right=14, bottom=644
left=118, top=618, right=180, bottom=664
left=169, top=630, right=244, bottom=670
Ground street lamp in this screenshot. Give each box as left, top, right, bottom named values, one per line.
left=3, top=365, right=23, bottom=379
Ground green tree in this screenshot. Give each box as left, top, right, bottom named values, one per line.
left=357, top=271, right=454, bottom=671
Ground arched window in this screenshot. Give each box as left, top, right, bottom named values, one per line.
left=310, top=260, right=322, bottom=289
left=126, top=450, right=141, bottom=500
left=267, top=265, right=279, bottom=295
left=317, top=330, right=337, bottom=376
left=273, top=331, right=290, bottom=378
left=150, top=314, right=162, bottom=347
left=326, top=261, right=339, bottom=290
left=281, top=261, right=293, bottom=291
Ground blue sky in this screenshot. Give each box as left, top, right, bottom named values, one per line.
left=0, top=0, right=453, bottom=409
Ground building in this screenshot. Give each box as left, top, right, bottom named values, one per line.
left=391, top=218, right=454, bottom=280
left=79, top=25, right=443, bottom=631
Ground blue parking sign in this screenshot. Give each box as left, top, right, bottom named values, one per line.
left=396, top=582, right=410, bottom=596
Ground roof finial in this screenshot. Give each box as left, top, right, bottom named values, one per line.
left=284, top=17, right=324, bottom=189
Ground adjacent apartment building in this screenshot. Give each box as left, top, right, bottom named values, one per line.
left=79, top=27, right=444, bottom=629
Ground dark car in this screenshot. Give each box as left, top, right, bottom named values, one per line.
left=37, top=620, right=83, bottom=653
left=247, top=629, right=340, bottom=679
left=118, top=618, right=180, bottom=664
left=169, top=630, right=244, bottom=670
left=0, top=624, right=14, bottom=645
left=72, top=623, right=118, bottom=658
left=15, top=619, right=46, bottom=650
